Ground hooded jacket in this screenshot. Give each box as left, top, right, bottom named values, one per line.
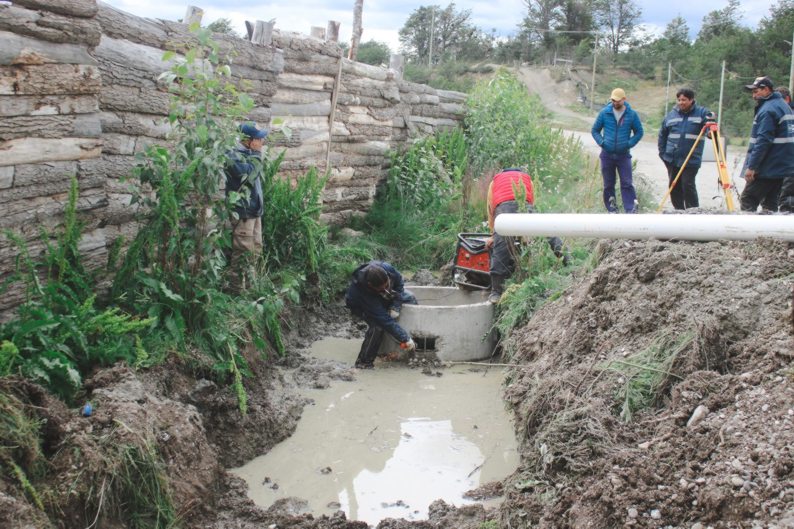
left=591, top=101, right=644, bottom=155
left=745, top=91, right=794, bottom=180
left=224, top=144, right=264, bottom=219
left=658, top=103, right=711, bottom=168
left=344, top=261, right=410, bottom=343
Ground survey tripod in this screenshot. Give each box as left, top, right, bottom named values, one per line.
left=657, top=119, right=739, bottom=212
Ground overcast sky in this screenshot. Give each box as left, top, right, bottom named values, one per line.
left=102, top=0, right=776, bottom=51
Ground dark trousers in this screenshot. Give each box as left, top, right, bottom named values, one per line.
left=490, top=201, right=565, bottom=279
left=740, top=178, right=782, bottom=212
left=600, top=151, right=636, bottom=213
left=354, top=291, right=417, bottom=366
left=665, top=161, right=700, bottom=210
left=490, top=201, right=524, bottom=279
left=355, top=325, right=385, bottom=366
left=778, top=177, right=794, bottom=212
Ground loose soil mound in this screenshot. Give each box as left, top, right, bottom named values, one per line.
left=499, top=238, right=794, bottom=528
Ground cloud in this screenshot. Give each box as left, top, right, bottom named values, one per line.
left=104, top=0, right=775, bottom=52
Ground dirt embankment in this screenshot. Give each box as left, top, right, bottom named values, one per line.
left=499, top=238, right=794, bottom=528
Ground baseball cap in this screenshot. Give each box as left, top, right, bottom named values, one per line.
left=610, top=88, right=626, bottom=101
left=744, top=76, right=773, bottom=91
left=238, top=122, right=268, bottom=139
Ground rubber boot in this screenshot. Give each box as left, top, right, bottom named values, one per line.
left=355, top=324, right=384, bottom=368
left=488, top=274, right=505, bottom=304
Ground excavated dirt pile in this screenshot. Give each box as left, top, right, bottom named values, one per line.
left=2, top=239, right=792, bottom=529
left=498, top=238, right=794, bottom=529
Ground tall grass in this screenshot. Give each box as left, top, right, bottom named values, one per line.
left=356, top=128, right=479, bottom=269
left=465, top=68, right=600, bottom=213
left=602, top=331, right=693, bottom=422
left=0, top=387, right=46, bottom=511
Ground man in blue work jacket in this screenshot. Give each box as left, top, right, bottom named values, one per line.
left=740, top=76, right=794, bottom=212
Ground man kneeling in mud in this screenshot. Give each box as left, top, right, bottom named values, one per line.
left=344, top=261, right=417, bottom=369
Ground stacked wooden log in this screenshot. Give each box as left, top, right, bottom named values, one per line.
left=0, top=0, right=104, bottom=314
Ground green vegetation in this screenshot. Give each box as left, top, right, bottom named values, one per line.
left=602, top=332, right=693, bottom=422
left=104, top=442, right=178, bottom=529
left=1, top=178, right=152, bottom=402
left=0, top=389, right=46, bottom=510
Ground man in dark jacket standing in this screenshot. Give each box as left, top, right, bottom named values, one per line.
left=740, top=76, right=794, bottom=212
left=591, top=88, right=644, bottom=213
left=225, top=122, right=267, bottom=287
left=657, top=88, right=713, bottom=210
left=345, top=261, right=417, bottom=369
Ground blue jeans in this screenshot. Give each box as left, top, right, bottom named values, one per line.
left=600, top=151, right=636, bottom=213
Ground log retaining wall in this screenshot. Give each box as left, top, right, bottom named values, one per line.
left=0, top=1, right=466, bottom=314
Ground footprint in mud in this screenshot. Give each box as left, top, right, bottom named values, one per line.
left=380, top=500, right=409, bottom=509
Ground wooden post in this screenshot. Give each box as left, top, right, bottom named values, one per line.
left=184, top=6, right=204, bottom=26
left=326, top=21, right=341, bottom=43
left=389, top=54, right=405, bottom=80
left=310, top=26, right=325, bottom=40
left=326, top=57, right=344, bottom=171
left=349, top=0, right=363, bottom=60
left=251, top=20, right=274, bottom=46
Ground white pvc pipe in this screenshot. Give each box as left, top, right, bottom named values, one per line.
left=495, top=213, right=794, bottom=242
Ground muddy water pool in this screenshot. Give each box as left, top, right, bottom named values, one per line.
left=232, top=337, right=519, bottom=526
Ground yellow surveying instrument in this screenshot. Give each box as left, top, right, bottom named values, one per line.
left=657, top=118, right=738, bottom=212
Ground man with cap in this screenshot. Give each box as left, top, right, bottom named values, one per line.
left=224, top=122, right=268, bottom=288
left=740, top=76, right=794, bottom=212
left=591, top=88, right=644, bottom=213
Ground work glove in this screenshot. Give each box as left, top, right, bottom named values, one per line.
left=389, top=308, right=400, bottom=319
left=400, top=339, right=416, bottom=352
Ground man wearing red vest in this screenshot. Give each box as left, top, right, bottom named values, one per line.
left=485, top=168, right=566, bottom=303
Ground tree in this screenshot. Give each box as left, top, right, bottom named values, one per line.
left=521, top=0, right=563, bottom=47
left=756, top=0, right=794, bottom=82
left=398, top=3, right=478, bottom=64
left=663, top=15, right=690, bottom=46
left=697, top=0, right=742, bottom=42
left=557, top=0, right=595, bottom=45
left=356, top=40, right=391, bottom=66
left=206, top=18, right=238, bottom=37
left=593, top=0, right=641, bottom=55
left=349, top=0, right=364, bottom=60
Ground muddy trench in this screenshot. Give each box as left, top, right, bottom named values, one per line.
left=4, top=238, right=794, bottom=529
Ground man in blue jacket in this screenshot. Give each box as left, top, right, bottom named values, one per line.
left=225, top=122, right=267, bottom=288
left=591, top=88, right=644, bottom=213
left=345, top=261, right=417, bottom=369
left=740, top=76, right=794, bottom=212
left=657, top=88, right=713, bottom=210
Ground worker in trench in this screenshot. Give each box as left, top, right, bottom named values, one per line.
left=344, top=261, right=417, bottom=369
left=485, top=168, right=569, bottom=304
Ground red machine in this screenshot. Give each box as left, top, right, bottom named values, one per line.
left=452, top=233, right=491, bottom=290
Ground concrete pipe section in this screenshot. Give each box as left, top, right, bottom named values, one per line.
left=378, top=286, right=496, bottom=362
left=495, top=213, right=794, bottom=242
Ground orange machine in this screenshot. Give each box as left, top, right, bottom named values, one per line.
left=452, top=233, right=491, bottom=290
